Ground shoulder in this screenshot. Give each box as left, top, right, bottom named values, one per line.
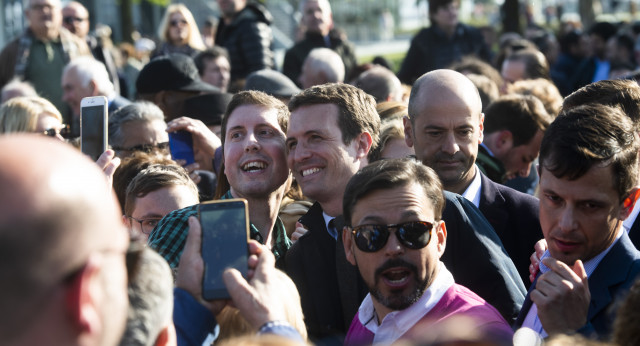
left=482, top=174, right=539, bottom=208
left=147, top=204, right=198, bottom=268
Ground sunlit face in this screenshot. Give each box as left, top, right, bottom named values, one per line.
left=497, top=130, right=543, bottom=180
left=380, top=138, right=414, bottom=160
left=405, top=87, right=484, bottom=194
left=126, top=185, right=199, bottom=241
left=62, top=4, right=89, bottom=38
left=287, top=104, right=363, bottom=205
left=201, top=56, right=231, bottom=92
left=539, top=164, right=630, bottom=265
left=302, top=0, right=333, bottom=36
left=25, top=0, right=62, bottom=40
left=344, top=183, right=446, bottom=319
left=168, top=12, right=189, bottom=45
left=224, top=105, right=289, bottom=198
left=62, top=69, right=95, bottom=116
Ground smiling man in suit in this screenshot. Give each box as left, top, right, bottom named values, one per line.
left=514, top=103, right=640, bottom=339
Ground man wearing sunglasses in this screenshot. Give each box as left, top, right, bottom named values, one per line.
left=0, top=135, right=129, bottom=345
left=343, top=158, right=513, bottom=344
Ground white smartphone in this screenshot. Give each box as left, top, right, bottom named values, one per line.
left=80, top=96, right=108, bottom=161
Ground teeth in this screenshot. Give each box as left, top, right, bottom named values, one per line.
left=243, top=162, right=266, bottom=171
left=302, top=168, right=320, bottom=177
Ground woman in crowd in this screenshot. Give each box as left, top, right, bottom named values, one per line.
left=153, top=4, right=206, bottom=58
left=0, top=96, right=67, bottom=141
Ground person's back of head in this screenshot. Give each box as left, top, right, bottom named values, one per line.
left=613, top=276, right=640, bottom=345
left=507, top=78, right=563, bottom=117
left=64, top=56, right=116, bottom=97
left=119, top=247, right=175, bottom=346
left=448, top=56, right=504, bottom=89
left=504, top=48, right=551, bottom=80
left=485, top=94, right=551, bottom=144
left=562, top=79, right=640, bottom=127
left=0, top=134, right=129, bottom=345
left=465, top=73, right=499, bottom=112
left=0, top=96, right=63, bottom=134
left=354, top=65, right=403, bottom=103
left=1, top=79, right=38, bottom=103
left=299, top=48, right=345, bottom=88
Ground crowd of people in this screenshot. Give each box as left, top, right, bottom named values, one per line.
left=3, top=0, right=640, bottom=345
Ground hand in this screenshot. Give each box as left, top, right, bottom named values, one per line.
left=290, top=221, right=309, bottom=243
left=96, top=149, right=120, bottom=187
left=223, top=242, right=296, bottom=329
left=529, top=238, right=548, bottom=283
left=175, top=216, right=227, bottom=315
left=530, top=257, right=590, bottom=335
left=167, top=116, right=220, bottom=157
left=175, top=160, right=202, bottom=184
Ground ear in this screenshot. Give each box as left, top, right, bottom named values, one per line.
left=354, top=132, right=373, bottom=161
left=89, top=80, right=99, bottom=96
left=493, top=130, right=514, bottom=156
left=620, top=187, right=640, bottom=220
left=435, top=221, right=447, bottom=258
left=64, top=256, right=103, bottom=339
left=122, top=214, right=130, bottom=226
left=343, top=226, right=357, bottom=266
left=403, top=116, right=414, bottom=148
left=477, top=113, right=485, bottom=144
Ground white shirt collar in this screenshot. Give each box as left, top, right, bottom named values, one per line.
left=322, top=211, right=338, bottom=240
left=358, top=262, right=455, bottom=344
left=461, top=166, right=482, bottom=208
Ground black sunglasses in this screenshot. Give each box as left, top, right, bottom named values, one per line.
left=42, top=125, right=70, bottom=138
left=63, top=16, right=86, bottom=24
left=112, top=141, right=170, bottom=153
left=351, top=221, right=434, bottom=253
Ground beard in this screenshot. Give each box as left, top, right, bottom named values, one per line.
left=368, top=258, right=429, bottom=311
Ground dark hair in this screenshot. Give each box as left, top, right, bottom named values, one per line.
left=539, top=104, right=638, bottom=201
left=484, top=94, right=552, bottom=146
left=124, top=164, right=198, bottom=216
left=194, top=46, right=230, bottom=76
left=588, top=21, right=617, bottom=42
left=288, top=83, right=380, bottom=148
left=559, top=30, right=583, bottom=55
left=343, top=158, right=444, bottom=227
left=504, top=48, right=551, bottom=80
left=448, top=56, right=504, bottom=89
left=429, top=0, right=458, bottom=20
left=562, top=79, right=640, bottom=127
left=215, top=91, right=289, bottom=198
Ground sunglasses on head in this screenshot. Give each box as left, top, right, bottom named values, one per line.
left=170, top=19, right=188, bottom=27
left=351, top=221, right=434, bottom=253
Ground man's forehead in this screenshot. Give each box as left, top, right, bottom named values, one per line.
left=228, top=105, right=283, bottom=129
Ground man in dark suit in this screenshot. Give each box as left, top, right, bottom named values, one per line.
left=285, top=83, right=525, bottom=343
left=514, top=103, right=640, bottom=339
left=404, top=69, right=543, bottom=287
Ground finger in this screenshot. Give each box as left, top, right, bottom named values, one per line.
left=248, top=240, right=263, bottom=256
left=175, top=159, right=186, bottom=166
left=223, top=267, right=255, bottom=303
left=95, top=149, right=114, bottom=169
left=291, top=232, right=300, bottom=242
left=252, top=246, right=276, bottom=281
left=572, top=260, right=588, bottom=280
left=534, top=238, right=547, bottom=258
left=104, top=156, right=121, bottom=176
left=184, top=162, right=200, bottom=173
left=542, top=257, right=582, bottom=281
left=182, top=216, right=203, bottom=259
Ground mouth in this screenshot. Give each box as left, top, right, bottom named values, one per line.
left=380, top=267, right=412, bottom=288
left=300, top=167, right=321, bottom=177
left=552, top=238, right=581, bottom=253
left=242, top=161, right=267, bottom=173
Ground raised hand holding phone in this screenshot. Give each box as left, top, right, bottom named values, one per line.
left=80, top=96, right=108, bottom=161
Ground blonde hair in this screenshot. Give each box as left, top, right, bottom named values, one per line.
left=0, top=96, right=62, bottom=134
left=158, top=4, right=206, bottom=50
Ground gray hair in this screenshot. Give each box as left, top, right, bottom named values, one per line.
left=119, top=247, right=174, bottom=346
left=109, top=101, right=166, bottom=148
left=306, top=48, right=345, bottom=83
left=1, top=79, right=38, bottom=103
left=63, top=56, right=115, bottom=97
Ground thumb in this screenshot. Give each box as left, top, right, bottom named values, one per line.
left=183, top=216, right=202, bottom=258
left=223, top=268, right=254, bottom=303
left=572, top=259, right=587, bottom=280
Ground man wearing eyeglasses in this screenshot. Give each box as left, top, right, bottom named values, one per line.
left=0, top=135, right=129, bottom=345
left=342, top=158, right=512, bottom=345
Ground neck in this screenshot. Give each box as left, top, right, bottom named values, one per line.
left=230, top=188, right=284, bottom=249
left=318, top=194, right=343, bottom=218
left=444, top=169, right=475, bottom=195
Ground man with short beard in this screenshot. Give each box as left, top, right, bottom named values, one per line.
left=342, top=158, right=512, bottom=345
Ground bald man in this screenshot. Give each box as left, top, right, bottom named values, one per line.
left=404, top=69, right=543, bottom=288
left=0, top=135, right=129, bottom=345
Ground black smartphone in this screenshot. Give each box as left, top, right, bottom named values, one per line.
left=199, top=198, right=250, bottom=300
left=169, top=131, right=195, bottom=165
left=80, top=96, right=108, bottom=161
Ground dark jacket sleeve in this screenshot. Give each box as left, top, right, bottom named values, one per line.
left=397, top=30, right=427, bottom=85
left=238, top=20, right=274, bottom=75
left=440, top=192, right=526, bottom=324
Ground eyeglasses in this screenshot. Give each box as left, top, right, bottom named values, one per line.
left=63, top=16, right=87, bottom=24
left=170, top=19, right=188, bottom=27
left=42, top=125, right=70, bottom=138
left=112, top=142, right=170, bottom=154
left=351, top=221, right=434, bottom=252
left=128, top=216, right=164, bottom=235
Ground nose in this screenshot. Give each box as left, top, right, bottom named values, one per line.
left=383, top=229, right=405, bottom=258
left=441, top=133, right=459, bottom=155
left=244, top=133, right=260, bottom=152
left=519, top=162, right=532, bottom=178
left=558, top=206, right=578, bottom=233
left=290, top=141, right=311, bottom=163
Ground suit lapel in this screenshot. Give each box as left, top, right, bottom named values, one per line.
left=478, top=173, right=509, bottom=238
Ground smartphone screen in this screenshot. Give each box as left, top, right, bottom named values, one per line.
left=80, top=97, right=107, bottom=161
left=200, top=199, right=249, bottom=300
left=169, top=131, right=195, bottom=165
